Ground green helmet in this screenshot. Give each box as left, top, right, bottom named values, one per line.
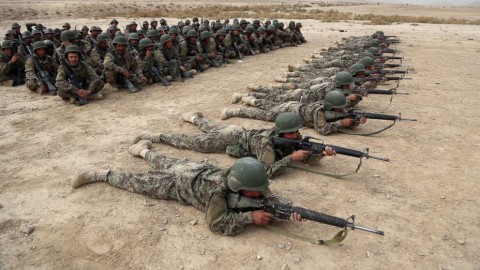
left=96, top=33, right=110, bottom=43
left=363, top=52, right=375, bottom=59
left=350, top=63, right=366, bottom=76
left=227, top=157, right=269, bottom=192
left=324, top=91, right=347, bottom=111
left=45, top=28, right=54, bottom=34
left=137, top=29, right=145, bottom=36
left=359, top=56, right=375, bottom=67
left=110, top=18, right=119, bottom=24
left=367, top=47, right=379, bottom=55
left=363, top=40, right=373, bottom=47
left=199, top=31, right=212, bottom=41
left=334, top=71, right=354, bottom=88
left=253, top=19, right=260, bottom=24
left=22, top=31, right=33, bottom=39
left=245, top=26, right=255, bottom=34
left=168, top=27, right=179, bottom=34
left=186, top=30, right=198, bottom=38
left=267, top=25, right=276, bottom=31
left=61, top=30, right=76, bottom=42
left=275, top=112, right=302, bottom=134
left=32, top=41, right=47, bottom=52
left=289, top=21, right=295, bottom=26
left=258, top=27, right=266, bottom=33
left=1, top=40, right=12, bottom=49
left=128, top=33, right=139, bottom=41
left=233, top=24, right=241, bottom=31
left=112, top=35, right=128, bottom=46
left=139, top=38, right=153, bottom=50
left=215, top=29, right=226, bottom=36
left=371, top=40, right=381, bottom=47
left=90, top=26, right=102, bottom=32
left=240, top=19, right=247, bottom=25
left=159, top=34, right=171, bottom=44
left=296, top=22, right=302, bottom=27
left=198, top=25, right=206, bottom=32
left=146, top=30, right=160, bottom=38
left=64, top=45, right=81, bottom=58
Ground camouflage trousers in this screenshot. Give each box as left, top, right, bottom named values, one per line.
left=105, top=70, right=142, bottom=88
left=235, top=101, right=302, bottom=122
left=106, top=150, right=213, bottom=211
left=154, top=118, right=245, bottom=153
left=57, top=80, right=104, bottom=100
left=251, top=82, right=329, bottom=104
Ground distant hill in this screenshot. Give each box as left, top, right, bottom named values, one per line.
left=466, top=1, right=480, bottom=6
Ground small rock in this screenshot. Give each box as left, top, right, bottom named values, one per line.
left=163, top=220, right=168, bottom=225
left=190, top=219, right=198, bottom=226
left=159, top=228, right=166, bottom=231
left=293, top=257, right=301, bottom=263
left=277, top=243, right=285, bottom=249
left=386, top=194, right=391, bottom=199
left=440, top=196, right=446, bottom=199
left=144, top=200, right=154, bottom=206
left=366, top=251, right=370, bottom=257
left=456, top=240, right=466, bottom=245
left=419, top=253, right=425, bottom=256
left=198, top=249, right=205, bottom=255
left=282, top=264, right=290, bottom=270
left=256, top=255, right=262, bottom=260
left=373, top=174, right=380, bottom=178
left=285, top=246, right=292, bottom=251
left=20, top=223, right=34, bottom=235
left=443, top=235, right=449, bottom=240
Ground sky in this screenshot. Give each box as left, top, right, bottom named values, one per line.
left=381, top=0, right=477, bottom=4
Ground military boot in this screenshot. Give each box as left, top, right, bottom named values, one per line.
left=181, top=111, right=203, bottom=124
left=131, top=134, right=163, bottom=144
left=288, top=64, right=301, bottom=72
left=270, top=83, right=296, bottom=90
left=72, top=170, right=109, bottom=188
left=102, top=83, right=119, bottom=92
left=128, top=140, right=153, bottom=157
left=274, top=76, right=288, bottom=83
left=87, top=91, right=103, bottom=100
left=221, top=108, right=241, bottom=120
left=246, top=84, right=262, bottom=92
left=284, top=72, right=300, bottom=78
left=231, top=93, right=248, bottom=103
left=303, top=58, right=314, bottom=63
left=241, top=96, right=257, bottom=106
left=1, top=80, right=14, bottom=86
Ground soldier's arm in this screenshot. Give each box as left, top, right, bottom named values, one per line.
left=90, top=49, right=104, bottom=69
left=132, top=57, right=144, bottom=78
left=24, top=58, right=38, bottom=80
left=55, top=66, right=76, bottom=94
left=257, top=144, right=293, bottom=178
left=317, top=120, right=343, bottom=135
left=206, top=195, right=254, bottom=236
left=103, top=52, right=123, bottom=73
left=85, top=63, right=101, bottom=91
left=178, top=41, right=188, bottom=57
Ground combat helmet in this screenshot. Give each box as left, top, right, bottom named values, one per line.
left=199, top=31, right=212, bottom=41
left=61, top=30, right=77, bottom=42
left=112, top=36, right=128, bottom=46
left=324, top=91, right=347, bottom=111
left=359, top=56, right=375, bottom=67
left=227, top=157, right=269, bottom=192
left=1, top=40, right=13, bottom=49
left=275, top=112, right=302, bottom=134
left=186, top=30, right=198, bottom=38
left=32, top=41, right=47, bottom=52
left=350, top=63, right=366, bottom=76
left=96, top=33, right=110, bottom=43
left=245, top=26, right=255, bottom=34
left=128, top=33, right=139, bottom=41
left=138, top=38, right=153, bottom=50
left=64, top=44, right=81, bottom=58
left=159, top=34, right=171, bottom=44
left=334, top=71, right=354, bottom=88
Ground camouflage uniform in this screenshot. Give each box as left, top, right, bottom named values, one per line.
left=106, top=149, right=259, bottom=235
left=25, top=55, right=58, bottom=92
left=0, top=52, right=25, bottom=85
left=227, top=100, right=349, bottom=135
left=223, top=32, right=248, bottom=58
left=137, top=51, right=163, bottom=84
left=55, top=60, right=104, bottom=100
left=248, top=81, right=332, bottom=104
left=104, top=49, right=143, bottom=87
left=90, top=46, right=108, bottom=76
left=148, top=117, right=295, bottom=178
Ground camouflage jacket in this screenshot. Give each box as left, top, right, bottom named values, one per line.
left=55, top=60, right=101, bottom=94
left=25, top=55, right=58, bottom=81
left=137, top=52, right=161, bottom=77
left=0, top=52, right=25, bottom=77
left=90, top=47, right=109, bottom=71
left=177, top=37, right=189, bottom=58
left=224, top=33, right=245, bottom=49
left=104, top=49, right=143, bottom=77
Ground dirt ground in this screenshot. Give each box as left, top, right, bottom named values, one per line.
left=1, top=2, right=479, bottom=270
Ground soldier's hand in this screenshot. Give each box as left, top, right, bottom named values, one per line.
left=359, top=117, right=367, bottom=124
left=63, top=41, right=71, bottom=47
left=347, top=94, right=359, bottom=101
left=322, top=146, right=336, bottom=156
left=290, top=150, right=310, bottom=161
left=76, top=89, right=91, bottom=98
left=145, top=50, right=153, bottom=57
left=252, top=210, right=274, bottom=225
left=342, top=118, right=355, bottom=127
left=290, top=212, right=304, bottom=222
left=140, top=76, right=148, bottom=84
left=11, top=53, right=20, bottom=63
left=121, top=70, right=130, bottom=77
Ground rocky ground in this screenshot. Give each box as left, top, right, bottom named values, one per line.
left=0, top=2, right=479, bottom=269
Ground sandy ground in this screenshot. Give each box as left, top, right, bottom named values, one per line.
left=1, top=2, right=480, bottom=270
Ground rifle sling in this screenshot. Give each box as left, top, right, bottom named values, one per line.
left=337, top=121, right=396, bottom=136
left=264, top=224, right=348, bottom=245
left=286, top=154, right=364, bottom=179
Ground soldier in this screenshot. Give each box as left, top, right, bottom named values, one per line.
left=86, top=26, right=102, bottom=46
left=124, top=21, right=137, bottom=36
left=55, top=30, right=82, bottom=63
left=252, top=20, right=261, bottom=32
left=44, top=28, right=60, bottom=48
left=133, top=112, right=335, bottom=178
left=90, top=33, right=110, bottom=76
left=157, top=34, right=194, bottom=81
left=110, top=19, right=119, bottom=28
left=137, top=29, right=146, bottom=40
left=213, top=29, right=231, bottom=61
left=192, top=17, right=200, bottom=30
left=53, top=28, right=62, bottom=44
left=80, top=25, right=89, bottom=39
left=55, top=45, right=104, bottom=105
left=32, top=29, right=42, bottom=42
left=160, top=19, right=168, bottom=29
left=127, top=33, right=140, bottom=58
left=62, top=23, right=71, bottom=32
left=43, top=40, right=56, bottom=57
left=25, top=41, right=58, bottom=94
left=150, top=19, right=158, bottom=30
left=221, top=91, right=366, bottom=136
left=72, top=144, right=305, bottom=236
left=146, top=30, right=161, bottom=48
left=266, top=25, right=282, bottom=50
left=141, top=21, right=149, bottom=32
left=4, top=30, right=14, bottom=41
left=255, top=27, right=270, bottom=53
left=19, top=31, right=34, bottom=58
left=137, top=38, right=171, bottom=85
left=244, top=26, right=260, bottom=55
left=295, top=22, right=306, bottom=43
left=185, top=30, right=208, bottom=72
left=103, top=36, right=146, bottom=92
left=11, top=22, right=22, bottom=40
left=0, top=40, right=25, bottom=86
left=286, top=21, right=301, bottom=45
left=197, top=31, right=222, bottom=67
left=224, top=24, right=247, bottom=59
left=107, top=26, right=119, bottom=40
left=329, top=71, right=362, bottom=108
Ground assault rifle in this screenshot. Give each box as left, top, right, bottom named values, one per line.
left=149, top=66, right=171, bottom=86
left=365, top=76, right=412, bottom=82
left=55, top=48, right=87, bottom=105
left=233, top=41, right=243, bottom=60
left=271, top=136, right=389, bottom=162
left=227, top=192, right=385, bottom=240
left=246, top=40, right=256, bottom=55
left=375, top=63, right=402, bottom=68
left=325, top=110, right=417, bottom=122
left=352, top=87, right=408, bottom=96
left=377, top=69, right=409, bottom=75
left=31, top=55, right=57, bottom=95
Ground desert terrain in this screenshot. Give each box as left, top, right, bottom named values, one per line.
left=0, top=1, right=479, bottom=269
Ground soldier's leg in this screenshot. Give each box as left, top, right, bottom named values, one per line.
left=221, top=107, right=277, bottom=122
left=25, top=78, right=39, bottom=92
